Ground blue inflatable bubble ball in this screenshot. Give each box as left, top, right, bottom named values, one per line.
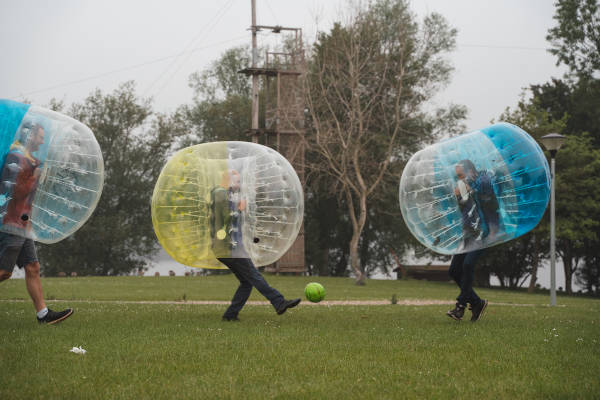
left=399, top=123, right=550, bottom=255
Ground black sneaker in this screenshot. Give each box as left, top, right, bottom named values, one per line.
left=37, top=308, right=73, bottom=325
left=222, top=315, right=240, bottom=322
left=446, top=303, right=466, bottom=321
left=470, top=299, right=488, bottom=322
left=276, top=298, right=301, bottom=315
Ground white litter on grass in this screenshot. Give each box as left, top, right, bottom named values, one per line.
left=69, top=346, right=87, bottom=354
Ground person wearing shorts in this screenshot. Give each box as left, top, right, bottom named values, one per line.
left=0, top=123, right=73, bottom=324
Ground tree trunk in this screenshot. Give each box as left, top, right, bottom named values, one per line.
left=348, top=192, right=368, bottom=285
left=390, top=249, right=406, bottom=280
left=528, top=235, right=539, bottom=293
left=563, top=253, right=573, bottom=295
left=335, top=253, right=348, bottom=277
left=498, top=276, right=506, bottom=288
left=318, top=247, right=330, bottom=276
left=527, top=267, right=538, bottom=293
left=350, top=233, right=365, bottom=285
left=474, top=268, right=490, bottom=287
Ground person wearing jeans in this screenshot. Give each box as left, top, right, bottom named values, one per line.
left=218, top=257, right=298, bottom=320
left=446, top=249, right=487, bottom=322
left=446, top=160, right=489, bottom=322
left=211, top=170, right=300, bottom=322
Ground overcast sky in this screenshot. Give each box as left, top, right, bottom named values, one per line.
left=1, top=0, right=574, bottom=290
left=1, top=0, right=567, bottom=132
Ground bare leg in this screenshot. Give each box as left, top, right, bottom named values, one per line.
left=25, top=262, right=46, bottom=312
left=0, top=270, right=12, bottom=282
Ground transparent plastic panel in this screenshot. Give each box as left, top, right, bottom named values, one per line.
left=399, top=123, right=550, bottom=254
left=0, top=100, right=104, bottom=243
left=151, top=141, right=304, bottom=268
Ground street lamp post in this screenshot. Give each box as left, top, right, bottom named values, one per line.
left=540, top=133, right=566, bottom=306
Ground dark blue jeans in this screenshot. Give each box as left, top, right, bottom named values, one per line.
left=449, top=249, right=484, bottom=306
left=218, top=258, right=285, bottom=318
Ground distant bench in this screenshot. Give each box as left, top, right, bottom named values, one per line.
left=393, top=265, right=450, bottom=281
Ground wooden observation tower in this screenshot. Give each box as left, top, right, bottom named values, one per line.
left=239, top=0, right=306, bottom=274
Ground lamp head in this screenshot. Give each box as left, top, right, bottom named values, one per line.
left=540, top=133, right=566, bottom=153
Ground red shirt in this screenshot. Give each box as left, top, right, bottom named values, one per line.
left=1, top=149, right=40, bottom=230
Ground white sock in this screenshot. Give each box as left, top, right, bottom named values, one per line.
left=37, top=307, right=48, bottom=319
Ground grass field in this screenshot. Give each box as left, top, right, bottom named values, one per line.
left=1, top=275, right=599, bottom=399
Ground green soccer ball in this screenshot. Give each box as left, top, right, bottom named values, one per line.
left=304, top=282, right=325, bottom=303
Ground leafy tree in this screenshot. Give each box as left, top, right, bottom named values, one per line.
left=479, top=232, right=543, bottom=289
left=189, top=46, right=252, bottom=101
left=493, top=96, right=566, bottom=291
left=39, top=82, right=186, bottom=276
left=359, top=192, right=414, bottom=278
left=546, top=0, right=600, bottom=77
left=304, top=180, right=353, bottom=277
left=514, top=0, right=600, bottom=293
left=531, top=77, right=600, bottom=146
left=304, top=0, right=466, bottom=284
left=529, top=81, right=600, bottom=294
left=481, top=0, right=600, bottom=294
left=181, top=8, right=466, bottom=280
left=494, top=93, right=600, bottom=294
left=533, top=0, right=600, bottom=147
left=576, top=246, right=600, bottom=295
left=304, top=173, right=416, bottom=279
left=553, top=134, right=600, bottom=293
left=183, top=46, right=253, bottom=144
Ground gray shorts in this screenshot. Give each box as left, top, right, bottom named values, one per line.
left=0, top=232, right=38, bottom=273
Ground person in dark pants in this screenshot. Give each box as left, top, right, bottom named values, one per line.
left=446, top=160, right=489, bottom=322
left=211, top=169, right=300, bottom=322
left=447, top=250, right=487, bottom=321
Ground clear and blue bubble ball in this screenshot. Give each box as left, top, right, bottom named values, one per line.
left=399, top=122, right=550, bottom=254
left=0, top=99, right=104, bottom=243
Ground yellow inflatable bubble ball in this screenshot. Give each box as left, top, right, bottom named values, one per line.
left=151, top=141, right=304, bottom=269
